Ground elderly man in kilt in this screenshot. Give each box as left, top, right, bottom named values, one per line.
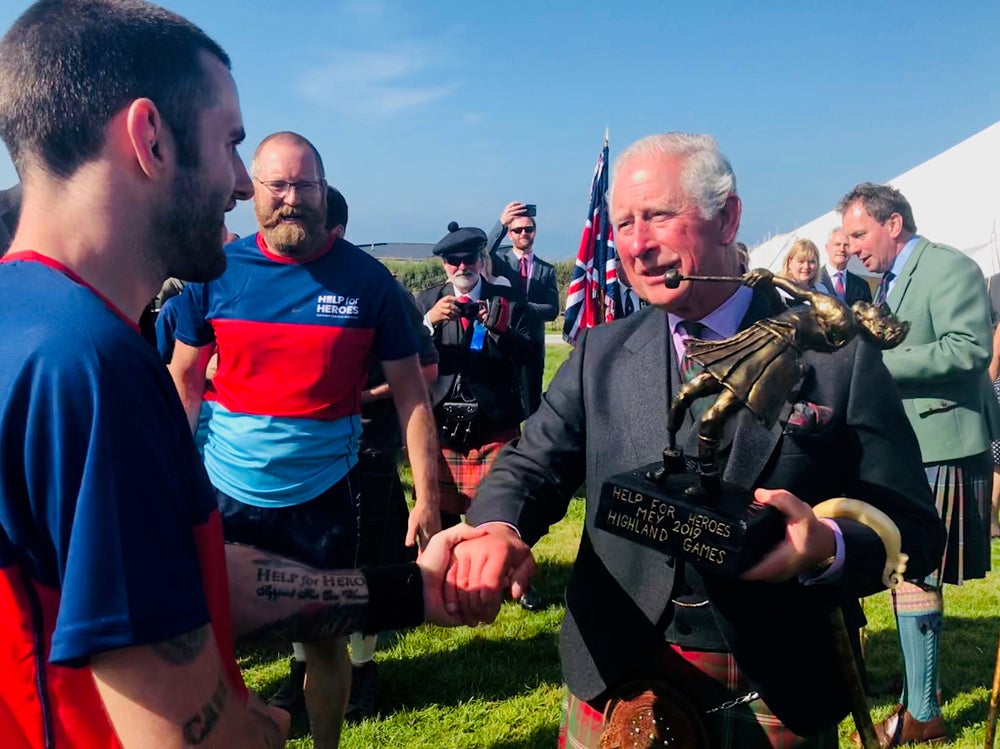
left=417, top=223, right=534, bottom=528
left=840, top=183, right=996, bottom=746
left=447, top=133, right=945, bottom=748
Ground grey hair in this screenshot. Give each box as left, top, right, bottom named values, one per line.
left=609, top=133, right=737, bottom=220
left=827, top=226, right=845, bottom=241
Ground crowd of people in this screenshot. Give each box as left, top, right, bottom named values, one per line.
left=0, top=2, right=998, bottom=749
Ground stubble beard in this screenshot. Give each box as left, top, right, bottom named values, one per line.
left=149, top=167, right=228, bottom=284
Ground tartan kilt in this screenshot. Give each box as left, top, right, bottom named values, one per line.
left=928, top=451, right=991, bottom=586
left=558, top=645, right=838, bottom=749
left=437, top=426, right=520, bottom=515
left=356, top=449, right=416, bottom=567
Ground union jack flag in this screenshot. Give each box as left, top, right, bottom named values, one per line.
left=563, top=134, right=621, bottom=344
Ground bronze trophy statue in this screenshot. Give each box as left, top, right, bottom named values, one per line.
left=596, top=267, right=910, bottom=577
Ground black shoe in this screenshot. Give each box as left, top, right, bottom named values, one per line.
left=345, top=660, right=378, bottom=723
left=268, top=657, right=306, bottom=718
left=519, top=586, right=544, bottom=612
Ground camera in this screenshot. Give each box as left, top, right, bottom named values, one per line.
left=455, top=299, right=481, bottom=319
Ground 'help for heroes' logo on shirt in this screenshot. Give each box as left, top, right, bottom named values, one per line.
left=316, top=294, right=360, bottom=318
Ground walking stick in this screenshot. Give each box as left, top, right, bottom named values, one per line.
left=814, top=498, right=911, bottom=749
left=984, top=627, right=1000, bottom=749
left=830, top=606, right=879, bottom=749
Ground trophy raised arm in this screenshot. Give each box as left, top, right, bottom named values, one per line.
left=595, top=267, right=910, bottom=576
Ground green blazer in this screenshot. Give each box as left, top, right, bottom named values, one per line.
left=882, top=237, right=994, bottom=463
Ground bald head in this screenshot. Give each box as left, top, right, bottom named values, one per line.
left=250, top=131, right=325, bottom=180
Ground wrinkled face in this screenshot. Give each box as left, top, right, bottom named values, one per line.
left=442, top=251, right=482, bottom=293
left=508, top=216, right=536, bottom=252
left=253, top=139, right=328, bottom=259
left=151, top=54, right=252, bottom=283
left=610, top=152, right=741, bottom=318
left=786, top=251, right=817, bottom=285
left=841, top=202, right=900, bottom=273
left=825, top=230, right=850, bottom=269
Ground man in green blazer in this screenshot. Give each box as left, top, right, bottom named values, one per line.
left=841, top=182, right=993, bottom=746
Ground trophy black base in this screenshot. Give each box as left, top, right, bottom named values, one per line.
left=595, top=462, right=786, bottom=577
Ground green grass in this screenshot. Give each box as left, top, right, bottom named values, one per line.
left=238, top=344, right=1000, bottom=747
left=239, top=535, right=1000, bottom=748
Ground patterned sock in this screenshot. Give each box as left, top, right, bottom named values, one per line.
left=892, top=582, right=943, bottom=722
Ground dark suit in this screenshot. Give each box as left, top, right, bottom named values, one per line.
left=486, top=222, right=560, bottom=415
left=415, top=279, right=533, bottom=431
left=467, top=289, right=944, bottom=736
left=820, top=267, right=872, bottom=305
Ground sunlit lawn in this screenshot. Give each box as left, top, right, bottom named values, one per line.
left=239, top=343, right=1000, bottom=747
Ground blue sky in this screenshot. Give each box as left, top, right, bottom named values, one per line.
left=0, top=1, right=998, bottom=260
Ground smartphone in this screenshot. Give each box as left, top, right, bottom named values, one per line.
left=523, top=204, right=537, bottom=217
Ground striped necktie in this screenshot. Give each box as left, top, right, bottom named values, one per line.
left=874, top=271, right=894, bottom=305
left=834, top=271, right=846, bottom=298
left=677, top=321, right=706, bottom=383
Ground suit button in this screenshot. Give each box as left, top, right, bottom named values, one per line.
left=678, top=623, right=692, bottom=635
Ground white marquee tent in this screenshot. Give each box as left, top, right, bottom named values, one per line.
left=748, top=120, right=1000, bottom=280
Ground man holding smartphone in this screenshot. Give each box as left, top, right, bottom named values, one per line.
left=486, top=202, right=560, bottom=417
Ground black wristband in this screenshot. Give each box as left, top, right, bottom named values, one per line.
left=361, top=562, right=424, bottom=633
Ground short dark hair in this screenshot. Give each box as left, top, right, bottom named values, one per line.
left=326, top=186, right=348, bottom=231
left=836, top=182, right=917, bottom=234
left=0, top=0, right=230, bottom=178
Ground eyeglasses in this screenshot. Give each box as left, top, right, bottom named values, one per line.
left=254, top=179, right=324, bottom=197
left=443, top=254, right=479, bottom=266
left=510, top=226, right=535, bottom=235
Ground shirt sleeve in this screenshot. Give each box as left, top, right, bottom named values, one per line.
left=35, top=336, right=214, bottom=665
left=374, top=277, right=419, bottom=362
left=171, top=281, right=217, bottom=348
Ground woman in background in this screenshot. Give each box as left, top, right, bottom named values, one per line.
left=779, top=238, right=830, bottom=297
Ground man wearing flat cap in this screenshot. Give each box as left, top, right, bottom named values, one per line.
left=417, top=223, right=534, bottom=528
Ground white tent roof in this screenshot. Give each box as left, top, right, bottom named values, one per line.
left=748, top=120, right=1000, bottom=279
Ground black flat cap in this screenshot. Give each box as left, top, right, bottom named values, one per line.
left=433, top=222, right=487, bottom=257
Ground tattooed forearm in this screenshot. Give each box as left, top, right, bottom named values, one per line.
left=230, top=550, right=368, bottom=642
left=181, top=675, right=227, bottom=745
left=152, top=627, right=207, bottom=665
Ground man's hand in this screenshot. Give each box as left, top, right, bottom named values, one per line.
left=406, top=497, right=441, bottom=549
left=428, top=295, right=462, bottom=326
left=418, top=523, right=493, bottom=625
left=741, top=488, right=837, bottom=583
left=443, top=523, right=536, bottom=626
left=246, top=691, right=290, bottom=741
left=501, top=201, right=528, bottom=227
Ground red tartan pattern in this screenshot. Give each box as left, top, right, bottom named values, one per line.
left=558, top=645, right=838, bottom=748
left=437, top=427, right=520, bottom=514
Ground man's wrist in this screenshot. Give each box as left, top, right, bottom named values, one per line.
left=363, top=563, right=424, bottom=633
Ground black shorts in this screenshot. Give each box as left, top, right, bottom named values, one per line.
left=216, top=465, right=362, bottom=569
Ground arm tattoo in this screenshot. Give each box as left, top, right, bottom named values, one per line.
left=151, top=627, right=207, bottom=665
left=181, top=676, right=227, bottom=745
left=243, top=556, right=369, bottom=643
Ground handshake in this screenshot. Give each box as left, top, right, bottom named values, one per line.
left=419, top=523, right=535, bottom=626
